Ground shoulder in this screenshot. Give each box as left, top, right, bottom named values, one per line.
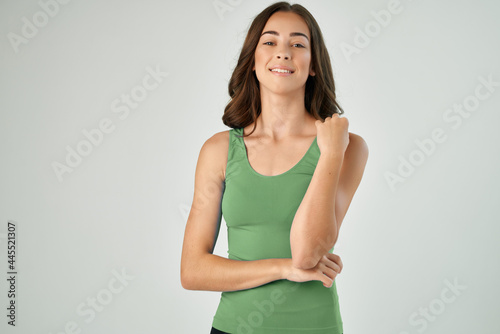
left=198, top=130, right=230, bottom=180
left=203, top=129, right=230, bottom=149
left=345, top=132, right=369, bottom=165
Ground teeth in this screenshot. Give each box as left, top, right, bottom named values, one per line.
left=271, top=69, right=292, bottom=73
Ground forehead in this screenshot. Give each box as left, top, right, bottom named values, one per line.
left=261, top=11, right=310, bottom=38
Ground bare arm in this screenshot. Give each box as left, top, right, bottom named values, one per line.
left=290, top=151, right=343, bottom=269
left=180, top=132, right=277, bottom=291
left=290, top=130, right=369, bottom=269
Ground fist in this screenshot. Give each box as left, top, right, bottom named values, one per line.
left=315, top=114, right=349, bottom=155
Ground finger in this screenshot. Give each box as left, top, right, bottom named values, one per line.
left=319, top=256, right=340, bottom=274
left=323, top=268, right=339, bottom=281
left=320, top=263, right=338, bottom=279
left=321, top=274, right=334, bottom=288
left=334, top=255, right=343, bottom=273
left=325, top=252, right=341, bottom=264
left=322, top=259, right=341, bottom=274
left=324, top=253, right=343, bottom=273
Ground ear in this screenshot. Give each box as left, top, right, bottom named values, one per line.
left=309, top=65, right=315, bottom=76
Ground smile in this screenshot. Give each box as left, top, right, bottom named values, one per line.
left=270, top=68, right=293, bottom=73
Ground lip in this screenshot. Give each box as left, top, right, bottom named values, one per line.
left=269, top=65, right=295, bottom=75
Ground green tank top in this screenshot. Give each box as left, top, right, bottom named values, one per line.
left=212, top=127, right=343, bottom=334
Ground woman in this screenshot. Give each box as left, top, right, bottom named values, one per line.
left=181, top=2, right=368, bottom=333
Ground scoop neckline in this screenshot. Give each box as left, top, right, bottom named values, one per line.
left=237, top=128, right=317, bottom=178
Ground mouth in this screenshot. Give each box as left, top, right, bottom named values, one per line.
left=269, top=68, right=294, bottom=74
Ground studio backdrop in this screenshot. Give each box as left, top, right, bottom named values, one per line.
left=1, top=0, right=499, bottom=333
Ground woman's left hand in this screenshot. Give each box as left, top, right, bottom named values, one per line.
left=315, top=114, right=349, bottom=156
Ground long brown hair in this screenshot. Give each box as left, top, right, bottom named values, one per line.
left=221, top=1, right=344, bottom=137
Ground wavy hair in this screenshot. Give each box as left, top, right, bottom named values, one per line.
left=221, top=1, right=344, bottom=136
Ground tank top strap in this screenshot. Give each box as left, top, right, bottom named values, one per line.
left=225, top=128, right=247, bottom=182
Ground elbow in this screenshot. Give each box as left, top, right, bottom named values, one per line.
left=180, top=261, right=201, bottom=290
left=292, top=257, right=318, bottom=270
left=289, top=237, right=322, bottom=269
left=291, top=251, right=321, bottom=270
left=181, top=270, right=202, bottom=290
left=180, top=269, right=195, bottom=290
left=291, top=234, right=338, bottom=270
left=181, top=252, right=211, bottom=290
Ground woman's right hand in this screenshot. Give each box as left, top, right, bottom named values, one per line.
left=283, top=253, right=343, bottom=288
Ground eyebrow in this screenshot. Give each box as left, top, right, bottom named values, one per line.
left=260, top=30, right=309, bottom=42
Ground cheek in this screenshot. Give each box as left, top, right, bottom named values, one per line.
left=254, top=48, right=267, bottom=64
left=298, top=53, right=312, bottom=74
left=253, top=49, right=269, bottom=74
left=300, top=52, right=311, bottom=65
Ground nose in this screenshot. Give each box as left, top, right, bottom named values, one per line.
left=276, top=46, right=290, bottom=60
left=277, top=54, right=289, bottom=60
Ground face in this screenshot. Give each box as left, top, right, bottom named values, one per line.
left=253, top=11, right=315, bottom=95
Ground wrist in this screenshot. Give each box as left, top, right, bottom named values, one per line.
left=277, top=258, right=292, bottom=280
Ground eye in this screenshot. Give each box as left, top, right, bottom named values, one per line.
left=263, top=41, right=275, bottom=46
left=293, top=43, right=305, bottom=48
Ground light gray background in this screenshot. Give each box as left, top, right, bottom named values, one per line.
left=1, top=0, right=499, bottom=333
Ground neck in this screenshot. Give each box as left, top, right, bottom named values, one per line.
left=255, top=87, right=314, bottom=140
